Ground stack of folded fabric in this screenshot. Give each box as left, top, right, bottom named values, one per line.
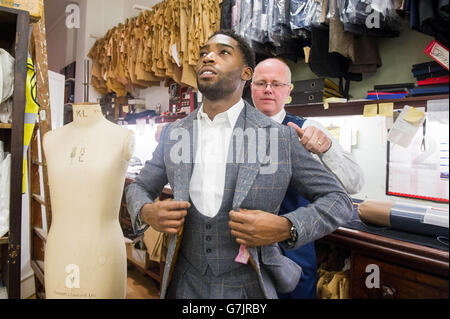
left=409, top=61, right=449, bottom=96
left=365, top=83, right=414, bottom=100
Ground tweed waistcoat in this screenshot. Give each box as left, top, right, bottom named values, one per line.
left=179, top=160, right=250, bottom=276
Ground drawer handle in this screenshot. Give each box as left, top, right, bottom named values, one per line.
left=381, top=285, right=396, bottom=298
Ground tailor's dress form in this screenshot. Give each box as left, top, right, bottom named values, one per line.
left=43, top=104, right=134, bottom=298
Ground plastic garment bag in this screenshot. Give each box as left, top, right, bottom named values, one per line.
left=268, top=0, right=292, bottom=46
left=250, top=0, right=265, bottom=42
left=0, top=48, right=15, bottom=104
left=237, top=0, right=254, bottom=40
left=0, top=141, right=11, bottom=238
left=0, top=98, right=13, bottom=123
left=290, top=0, right=309, bottom=30
left=338, top=0, right=400, bottom=37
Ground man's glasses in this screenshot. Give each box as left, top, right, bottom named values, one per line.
left=252, top=81, right=290, bottom=91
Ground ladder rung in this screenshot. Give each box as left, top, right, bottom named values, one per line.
left=32, top=193, right=46, bottom=206
left=31, top=160, right=44, bottom=166
left=36, top=292, right=46, bottom=299
left=33, top=227, right=47, bottom=242
left=31, top=260, right=45, bottom=286
left=37, top=260, right=45, bottom=272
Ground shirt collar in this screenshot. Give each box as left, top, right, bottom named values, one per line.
left=197, top=98, right=245, bottom=128
left=270, top=108, right=286, bottom=124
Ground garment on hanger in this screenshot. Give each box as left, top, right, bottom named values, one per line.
left=405, top=0, right=449, bottom=47
left=338, top=0, right=400, bottom=37
left=88, top=0, right=222, bottom=96
left=0, top=145, right=11, bottom=238
left=0, top=48, right=14, bottom=104
left=232, top=0, right=309, bottom=62
left=309, top=24, right=362, bottom=99
left=220, top=0, right=233, bottom=29
left=329, top=0, right=382, bottom=74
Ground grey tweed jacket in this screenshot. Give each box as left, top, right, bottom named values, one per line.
left=126, top=101, right=353, bottom=298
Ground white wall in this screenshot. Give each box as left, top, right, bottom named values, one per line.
left=309, top=114, right=449, bottom=210
left=75, top=0, right=168, bottom=109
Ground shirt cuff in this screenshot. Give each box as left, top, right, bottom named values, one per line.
left=319, top=140, right=342, bottom=164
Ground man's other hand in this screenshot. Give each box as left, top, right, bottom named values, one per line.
left=140, top=201, right=190, bottom=235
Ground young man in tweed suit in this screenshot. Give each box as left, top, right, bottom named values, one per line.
left=126, top=30, right=353, bottom=299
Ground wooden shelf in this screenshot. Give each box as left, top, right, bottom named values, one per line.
left=285, top=94, right=449, bottom=117
left=0, top=236, right=8, bottom=245
left=127, top=257, right=165, bottom=287
left=0, top=123, right=12, bottom=129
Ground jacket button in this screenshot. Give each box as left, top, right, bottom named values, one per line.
left=206, top=248, right=212, bottom=253
left=206, top=224, right=211, bottom=230
left=206, top=236, right=211, bottom=241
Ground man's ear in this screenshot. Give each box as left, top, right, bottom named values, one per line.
left=287, top=83, right=293, bottom=95
left=241, top=66, right=253, bottom=81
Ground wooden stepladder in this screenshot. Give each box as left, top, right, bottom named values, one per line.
left=28, top=9, right=53, bottom=299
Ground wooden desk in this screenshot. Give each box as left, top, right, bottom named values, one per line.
left=319, top=227, right=449, bottom=298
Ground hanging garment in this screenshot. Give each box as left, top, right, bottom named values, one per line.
left=407, top=0, right=449, bottom=47
left=328, top=0, right=382, bottom=74
left=0, top=147, right=11, bottom=238
left=0, top=48, right=14, bottom=104
left=338, top=0, right=401, bottom=37
left=88, top=0, right=222, bottom=95
left=309, top=24, right=362, bottom=98
left=220, top=0, right=233, bottom=29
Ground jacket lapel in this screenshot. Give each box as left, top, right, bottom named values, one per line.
left=232, top=103, right=272, bottom=210
left=172, top=110, right=198, bottom=202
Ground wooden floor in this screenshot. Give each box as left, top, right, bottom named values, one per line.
left=25, top=264, right=161, bottom=299
left=126, top=264, right=160, bottom=299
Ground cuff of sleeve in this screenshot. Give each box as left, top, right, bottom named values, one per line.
left=133, top=200, right=152, bottom=235
left=319, top=141, right=342, bottom=164
left=278, top=213, right=304, bottom=250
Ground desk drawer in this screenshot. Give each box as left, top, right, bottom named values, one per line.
left=351, top=253, right=449, bottom=299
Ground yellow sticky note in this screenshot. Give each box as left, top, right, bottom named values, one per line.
left=403, top=107, right=424, bottom=123
left=327, top=127, right=341, bottom=141
left=286, top=96, right=292, bottom=104
left=379, top=103, right=394, bottom=117
left=363, top=104, right=378, bottom=117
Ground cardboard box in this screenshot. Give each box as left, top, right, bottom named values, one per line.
left=0, top=0, right=43, bottom=21
left=124, top=237, right=150, bottom=269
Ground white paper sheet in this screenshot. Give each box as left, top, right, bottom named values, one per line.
left=387, top=101, right=449, bottom=202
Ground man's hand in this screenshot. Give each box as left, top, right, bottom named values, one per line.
left=229, top=209, right=292, bottom=247
left=287, top=122, right=331, bottom=154
left=140, top=201, right=190, bottom=235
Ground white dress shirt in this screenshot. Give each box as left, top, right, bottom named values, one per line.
left=189, top=99, right=245, bottom=218
left=271, top=109, right=364, bottom=195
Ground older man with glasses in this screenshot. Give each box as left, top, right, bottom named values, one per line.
left=251, top=58, right=365, bottom=299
